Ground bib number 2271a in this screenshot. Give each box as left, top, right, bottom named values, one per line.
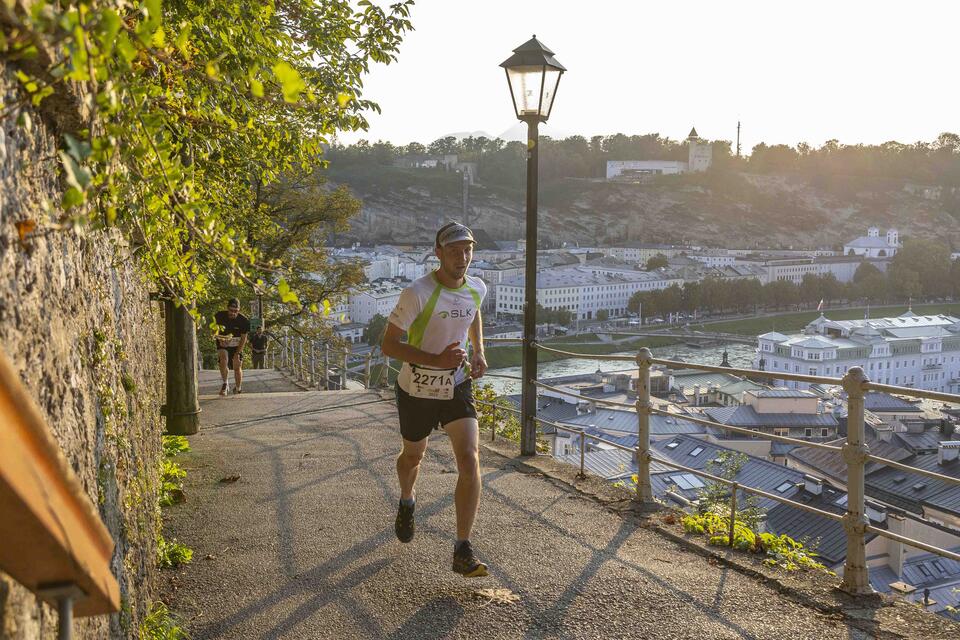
left=409, top=367, right=456, bottom=400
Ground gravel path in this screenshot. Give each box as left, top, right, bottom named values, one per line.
left=161, top=383, right=956, bottom=639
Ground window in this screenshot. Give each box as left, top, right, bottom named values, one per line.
left=689, top=446, right=704, bottom=457
left=917, top=564, right=933, bottom=578
left=775, top=481, right=793, bottom=493
left=774, top=428, right=789, bottom=437
left=804, top=428, right=813, bottom=437
left=665, top=441, right=680, bottom=450
left=669, top=474, right=705, bottom=490
left=932, top=560, right=946, bottom=574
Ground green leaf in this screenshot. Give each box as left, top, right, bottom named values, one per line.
left=62, top=187, right=85, bottom=209
left=64, top=133, right=92, bottom=161
left=271, top=62, right=305, bottom=103
left=100, top=9, right=121, bottom=56
left=277, top=278, right=300, bottom=305
left=116, top=33, right=137, bottom=63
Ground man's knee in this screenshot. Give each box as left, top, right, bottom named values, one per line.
left=455, top=448, right=480, bottom=475
left=398, top=446, right=425, bottom=467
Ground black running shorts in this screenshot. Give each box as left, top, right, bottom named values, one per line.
left=395, top=379, right=477, bottom=442
left=219, top=346, right=242, bottom=370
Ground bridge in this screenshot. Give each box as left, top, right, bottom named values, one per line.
left=150, top=351, right=960, bottom=638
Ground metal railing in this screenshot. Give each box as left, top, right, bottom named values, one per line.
left=267, top=335, right=383, bottom=390
left=483, top=342, right=960, bottom=595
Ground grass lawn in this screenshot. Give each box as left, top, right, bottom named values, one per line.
left=701, top=303, right=960, bottom=336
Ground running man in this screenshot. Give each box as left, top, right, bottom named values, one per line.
left=381, top=221, right=489, bottom=577
left=250, top=324, right=269, bottom=369
left=214, top=298, right=250, bottom=395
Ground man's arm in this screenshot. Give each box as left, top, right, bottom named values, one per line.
left=468, top=310, right=487, bottom=378
left=382, top=322, right=466, bottom=369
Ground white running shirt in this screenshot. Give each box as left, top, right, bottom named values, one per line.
left=388, top=272, right=487, bottom=394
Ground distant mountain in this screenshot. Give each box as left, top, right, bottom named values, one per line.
left=496, top=121, right=577, bottom=142
left=438, top=124, right=579, bottom=143
left=440, top=130, right=497, bottom=141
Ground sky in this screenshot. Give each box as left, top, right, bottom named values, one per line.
left=341, top=0, right=960, bottom=152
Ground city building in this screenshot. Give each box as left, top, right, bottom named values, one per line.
left=754, top=312, right=960, bottom=393
left=601, top=243, right=682, bottom=264
left=348, top=280, right=405, bottom=324
left=605, top=127, right=712, bottom=179
left=844, top=227, right=901, bottom=258
left=495, top=266, right=680, bottom=320
left=736, top=254, right=890, bottom=285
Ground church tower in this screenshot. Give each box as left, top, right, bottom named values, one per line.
left=687, top=127, right=712, bottom=172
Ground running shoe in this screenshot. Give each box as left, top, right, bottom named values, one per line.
left=219, top=383, right=228, bottom=396
left=234, top=385, right=242, bottom=395
left=395, top=500, right=415, bottom=543
left=452, top=541, right=488, bottom=577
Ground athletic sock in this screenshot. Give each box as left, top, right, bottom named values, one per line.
left=400, top=497, right=415, bottom=507
left=455, top=538, right=469, bottom=552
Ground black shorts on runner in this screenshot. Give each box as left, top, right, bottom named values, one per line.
left=395, top=379, right=477, bottom=442
left=219, top=347, right=242, bottom=370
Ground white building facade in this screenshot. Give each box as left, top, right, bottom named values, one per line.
left=495, top=267, right=676, bottom=320
left=348, top=283, right=405, bottom=324
left=754, top=312, right=960, bottom=393
left=844, top=227, right=901, bottom=258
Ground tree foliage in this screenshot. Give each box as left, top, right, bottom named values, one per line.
left=3, top=0, right=413, bottom=318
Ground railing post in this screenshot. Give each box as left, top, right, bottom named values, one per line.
left=728, top=482, right=738, bottom=548
left=365, top=353, right=372, bottom=389
left=310, top=340, right=316, bottom=387
left=840, top=366, right=872, bottom=594
left=324, top=344, right=330, bottom=390
left=635, top=347, right=654, bottom=503
left=342, top=349, right=349, bottom=389
left=298, top=338, right=305, bottom=381
left=578, top=429, right=586, bottom=478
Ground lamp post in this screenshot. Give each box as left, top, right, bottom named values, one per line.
left=501, top=36, right=565, bottom=455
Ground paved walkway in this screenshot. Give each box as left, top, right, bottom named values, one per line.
left=198, top=368, right=303, bottom=396
left=162, top=378, right=958, bottom=639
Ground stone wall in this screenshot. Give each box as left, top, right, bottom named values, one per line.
left=0, top=63, right=165, bottom=637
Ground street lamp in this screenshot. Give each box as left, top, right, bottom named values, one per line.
left=501, top=36, right=565, bottom=456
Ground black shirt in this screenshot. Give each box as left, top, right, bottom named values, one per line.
left=214, top=311, right=250, bottom=339
left=250, top=332, right=269, bottom=352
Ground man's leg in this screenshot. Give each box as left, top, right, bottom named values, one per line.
left=443, top=417, right=481, bottom=541
left=233, top=352, right=243, bottom=390
left=397, top=436, right=428, bottom=501
left=217, top=349, right=229, bottom=394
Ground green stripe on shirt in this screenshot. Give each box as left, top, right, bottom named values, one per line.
left=407, top=283, right=443, bottom=348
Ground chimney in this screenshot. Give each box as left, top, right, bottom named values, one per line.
left=938, top=441, right=960, bottom=465
left=803, top=475, right=823, bottom=496
left=874, top=423, right=893, bottom=443
left=693, top=384, right=701, bottom=406
left=865, top=500, right=887, bottom=524
left=887, top=512, right=907, bottom=577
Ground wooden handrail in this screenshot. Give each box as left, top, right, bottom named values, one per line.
left=0, top=350, right=120, bottom=616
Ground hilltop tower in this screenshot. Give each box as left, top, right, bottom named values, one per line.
left=687, top=127, right=712, bottom=172
left=886, top=228, right=899, bottom=247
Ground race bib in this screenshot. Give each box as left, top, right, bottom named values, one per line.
left=408, top=366, right=457, bottom=400
left=217, top=335, right=241, bottom=348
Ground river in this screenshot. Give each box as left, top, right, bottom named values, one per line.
left=482, top=342, right=756, bottom=396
